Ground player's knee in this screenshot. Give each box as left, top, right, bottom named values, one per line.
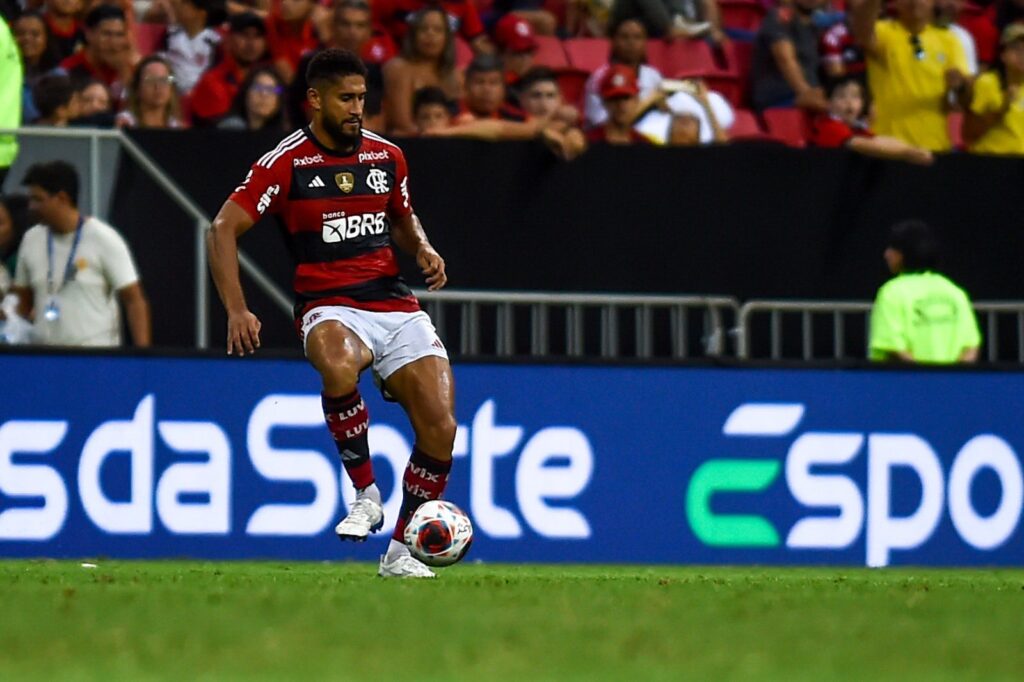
left=316, top=355, right=362, bottom=394
left=416, top=414, right=457, bottom=460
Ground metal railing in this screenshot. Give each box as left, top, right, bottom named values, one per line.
left=416, top=290, right=740, bottom=359
left=737, top=299, right=1024, bottom=363
left=1, top=127, right=292, bottom=349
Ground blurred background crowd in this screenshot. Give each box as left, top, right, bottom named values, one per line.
left=2, top=0, right=1024, bottom=156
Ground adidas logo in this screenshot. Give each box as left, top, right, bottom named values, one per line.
left=308, top=176, right=326, bottom=188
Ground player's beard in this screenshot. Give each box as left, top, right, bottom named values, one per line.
left=323, top=115, right=362, bottom=150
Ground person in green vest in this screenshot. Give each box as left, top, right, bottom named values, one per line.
left=869, top=220, right=981, bottom=364
left=0, top=14, right=22, bottom=187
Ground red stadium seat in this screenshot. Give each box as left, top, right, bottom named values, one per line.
left=718, top=0, right=766, bottom=32
left=455, top=36, right=473, bottom=69
left=564, top=38, right=610, bottom=73
left=658, top=39, right=717, bottom=76
left=762, top=108, right=809, bottom=147
left=728, top=108, right=766, bottom=139
left=556, top=69, right=589, bottom=108
left=534, top=36, right=569, bottom=69
left=134, top=22, right=167, bottom=56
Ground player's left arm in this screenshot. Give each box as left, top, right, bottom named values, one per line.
left=391, top=213, right=447, bottom=291
left=388, top=150, right=446, bottom=290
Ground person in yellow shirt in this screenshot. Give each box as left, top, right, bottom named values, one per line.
left=849, top=0, right=971, bottom=151
left=963, top=24, right=1024, bottom=155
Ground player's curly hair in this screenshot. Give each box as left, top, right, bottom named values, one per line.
left=306, top=48, right=368, bottom=90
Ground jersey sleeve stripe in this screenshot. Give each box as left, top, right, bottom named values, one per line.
left=258, top=130, right=307, bottom=168
left=256, top=129, right=303, bottom=166
left=361, top=130, right=402, bottom=150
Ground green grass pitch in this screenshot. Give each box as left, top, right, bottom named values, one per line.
left=2, top=560, right=1022, bottom=681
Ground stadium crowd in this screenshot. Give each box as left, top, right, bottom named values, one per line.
left=0, top=0, right=1022, bottom=154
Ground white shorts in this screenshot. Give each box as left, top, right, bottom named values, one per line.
left=300, top=306, right=448, bottom=380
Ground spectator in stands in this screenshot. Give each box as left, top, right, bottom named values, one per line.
left=15, top=11, right=61, bottom=84
left=455, top=54, right=526, bottom=122
left=116, top=55, right=184, bottom=128
left=42, top=0, right=84, bottom=60
left=8, top=161, right=151, bottom=347
left=218, top=65, right=288, bottom=130
left=935, top=0, right=979, bottom=74
left=14, top=11, right=62, bottom=123
left=413, top=85, right=452, bottom=133
left=584, top=18, right=663, bottom=126
left=808, top=76, right=935, bottom=163
left=433, top=67, right=587, bottom=159
left=751, top=0, right=829, bottom=112
left=850, top=0, right=971, bottom=151
left=31, top=73, right=80, bottom=126
left=586, top=64, right=650, bottom=143
left=870, top=220, right=980, bottom=364
left=373, top=0, right=494, bottom=55
left=0, top=194, right=29, bottom=295
left=267, top=0, right=319, bottom=84
left=289, top=0, right=392, bottom=132
left=635, top=78, right=733, bottom=144
left=70, top=78, right=116, bottom=126
left=964, top=23, right=1024, bottom=154
left=609, top=0, right=726, bottom=43
left=491, top=0, right=559, bottom=36
left=159, top=0, right=221, bottom=95
left=190, top=12, right=267, bottom=125
left=332, top=0, right=397, bottom=64
left=382, top=6, right=462, bottom=135
left=58, top=5, right=133, bottom=102
left=493, top=14, right=537, bottom=107
left=820, top=19, right=866, bottom=89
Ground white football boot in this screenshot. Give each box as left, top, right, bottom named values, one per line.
left=377, top=552, right=436, bottom=579
left=335, top=497, right=384, bottom=542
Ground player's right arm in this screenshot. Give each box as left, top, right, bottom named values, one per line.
left=210, top=153, right=292, bottom=354
left=208, top=199, right=262, bottom=356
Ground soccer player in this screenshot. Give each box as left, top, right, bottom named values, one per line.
left=207, top=48, right=455, bottom=579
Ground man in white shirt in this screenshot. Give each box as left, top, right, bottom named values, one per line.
left=8, top=161, right=151, bottom=347
left=164, top=0, right=221, bottom=94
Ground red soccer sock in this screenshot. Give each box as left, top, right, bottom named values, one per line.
left=392, top=446, right=452, bottom=541
left=322, top=389, right=375, bottom=490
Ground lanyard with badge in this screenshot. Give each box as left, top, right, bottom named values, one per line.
left=43, top=216, right=85, bottom=322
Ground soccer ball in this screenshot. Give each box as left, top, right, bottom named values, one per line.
left=404, top=500, right=473, bottom=567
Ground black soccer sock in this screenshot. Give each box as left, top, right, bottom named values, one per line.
left=322, top=390, right=375, bottom=490
left=392, top=446, right=452, bottom=541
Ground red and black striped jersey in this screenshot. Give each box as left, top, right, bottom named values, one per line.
left=229, top=127, right=419, bottom=317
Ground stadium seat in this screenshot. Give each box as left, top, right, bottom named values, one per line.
left=722, top=40, right=754, bottom=107
left=728, top=108, right=767, bottom=139
left=657, top=39, right=717, bottom=76
left=134, top=22, right=167, bottom=56
left=948, top=111, right=965, bottom=150
left=718, top=0, right=766, bottom=32
left=762, top=108, right=809, bottom=147
left=534, top=36, right=569, bottom=69
left=455, top=36, right=473, bottom=69
left=556, top=69, right=589, bottom=108
left=564, top=38, right=610, bottom=73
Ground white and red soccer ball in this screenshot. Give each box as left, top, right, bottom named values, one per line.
left=404, top=500, right=473, bottom=567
